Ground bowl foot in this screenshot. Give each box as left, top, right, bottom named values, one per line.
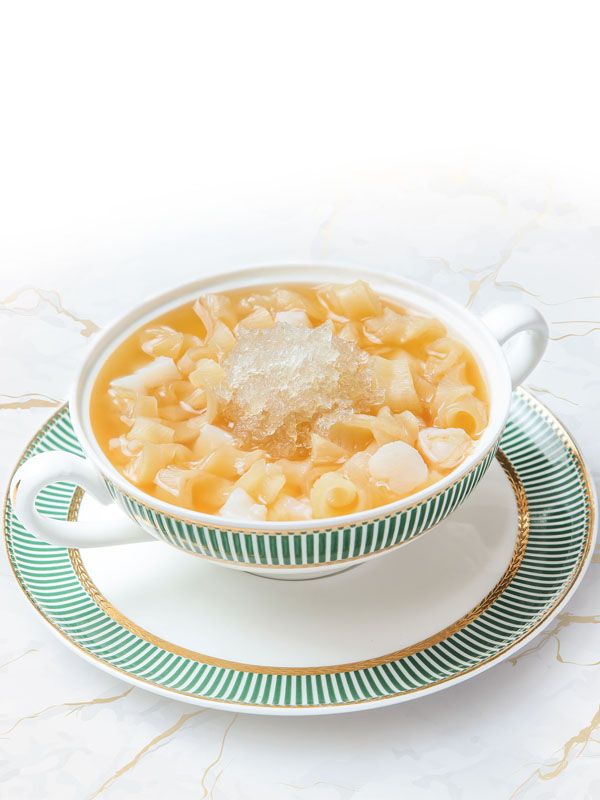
left=243, top=563, right=360, bottom=581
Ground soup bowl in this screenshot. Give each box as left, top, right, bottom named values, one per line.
left=11, top=264, right=549, bottom=578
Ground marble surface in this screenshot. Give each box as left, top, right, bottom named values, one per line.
left=5, top=0, right=600, bottom=791
left=1, top=163, right=599, bottom=799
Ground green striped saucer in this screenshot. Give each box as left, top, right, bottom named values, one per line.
left=3, top=390, right=596, bottom=715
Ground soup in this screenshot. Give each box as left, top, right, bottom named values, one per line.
left=90, top=281, right=489, bottom=521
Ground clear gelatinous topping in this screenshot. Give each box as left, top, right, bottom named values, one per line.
left=219, top=321, right=378, bottom=457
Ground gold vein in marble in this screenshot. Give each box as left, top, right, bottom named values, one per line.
left=539, top=705, right=600, bottom=779
left=311, top=192, right=350, bottom=260
left=422, top=256, right=598, bottom=318
left=89, top=710, right=205, bottom=800
left=0, top=648, right=37, bottom=670
left=552, top=319, right=600, bottom=324
left=465, top=207, right=550, bottom=307
left=0, top=393, right=61, bottom=411
left=208, top=767, right=226, bottom=800
left=466, top=268, right=600, bottom=309
left=0, top=286, right=100, bottom=337
left=527, top=386, right=579, bottom=406
left=508, top=613, right=600, bottom=667
left=200, top=714, right=238, bottom=798
left=0, top=686, right=133, bottom=736
left=551, top=327, right=600, bottom=341
left=510, top=705, right=600, bottom=797
left=493, top=280, right=600, bottom=307
left=554, top=635, right=600, bottom=668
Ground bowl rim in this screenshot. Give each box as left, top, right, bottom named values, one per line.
left=71, top=262, right=513, bottom=532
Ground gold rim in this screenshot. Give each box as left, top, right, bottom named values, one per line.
left=2, top=389, right=596, bottom=709
left=66, top=449, right=529, bottom=675
left=13, top=401, right=501, bottom=536
left=107, top=438, right=499, bottom=535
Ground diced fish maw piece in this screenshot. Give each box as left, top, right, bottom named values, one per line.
left=274, top=310, right=311, bottom=327
left=194, top=424, right=235, bottom=458
left=268, top=495, right=313, bottom=521
left=111, top=357, right=181, bottom=393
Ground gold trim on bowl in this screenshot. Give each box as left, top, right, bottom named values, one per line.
left=106, top=437, right=500, bottom=536
left=67, top=449, right=529, bottom=675
left=2, top=389, right=596, bottom=709
left=8, top=401, right=502, bottom=537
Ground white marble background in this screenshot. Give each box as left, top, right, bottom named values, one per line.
left=2, top=3, right=600, bottom=798
left=1, top=163, right=599, bottom=800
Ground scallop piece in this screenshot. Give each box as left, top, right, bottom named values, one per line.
left=417, top=427, right=472, bottom=470
left=368, top=441, right=428, bottom=495
left=219, top=487, right=267, bottom=521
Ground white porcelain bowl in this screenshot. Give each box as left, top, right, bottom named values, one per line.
left=12, top=264, right=549, bottom=577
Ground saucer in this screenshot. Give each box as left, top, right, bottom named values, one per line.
left=3, top=390, right=596, bottom=715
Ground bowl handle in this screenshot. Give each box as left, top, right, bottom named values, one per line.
left=481, top=304, right=549, bottom=387
left=10, top=451, right=153, bottom=548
